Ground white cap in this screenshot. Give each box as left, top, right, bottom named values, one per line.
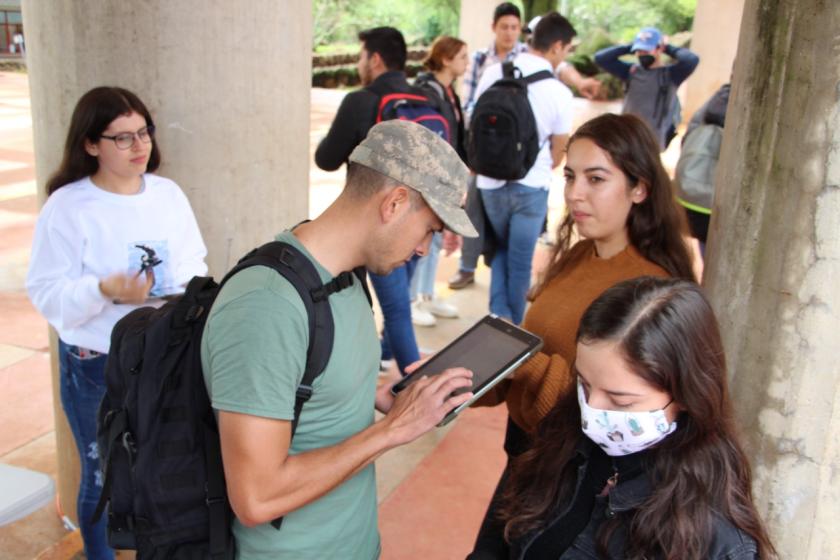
left=524, top=15, right=541, bottom=34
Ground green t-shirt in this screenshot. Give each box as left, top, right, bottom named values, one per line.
left=201, top=231, right=381, bottom=559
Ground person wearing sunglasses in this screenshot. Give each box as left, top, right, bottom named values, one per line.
left=26, top=86, right=207, bottom=560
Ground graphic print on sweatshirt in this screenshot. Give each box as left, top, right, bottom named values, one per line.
left=127, top=240, right=177, bottom=297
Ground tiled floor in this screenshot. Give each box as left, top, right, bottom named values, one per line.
left=0, top=70, right=627, bottom=559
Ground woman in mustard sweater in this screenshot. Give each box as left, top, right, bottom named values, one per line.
left=470, top=113, right=696, bottom=554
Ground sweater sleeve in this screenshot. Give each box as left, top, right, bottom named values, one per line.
left=664, top=45, right=700, bottom=86
left=26, top=203, right=108, bottom=332
left=508, top=350, right=573, bottom=433
left=594, top=44, right=633, bottom=81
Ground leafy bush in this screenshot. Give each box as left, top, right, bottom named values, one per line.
left=313, top=0, right=459, bottom=49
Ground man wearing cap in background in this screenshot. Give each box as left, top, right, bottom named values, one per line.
left=202, top=120, right=477, bottom=559
left=595, top=26, right=700, bottom=151
left=450, top=3, right=600, bottom=291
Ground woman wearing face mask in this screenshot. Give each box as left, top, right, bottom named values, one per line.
left=471, top=276, right=776, bottom=559
left=27, top=86, right=207, bottom=560
left=409, top=35, right=470, bottom=326
left=469, top=113, right=695, bottom=555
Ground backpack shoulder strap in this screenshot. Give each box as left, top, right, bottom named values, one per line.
left=220, top=241, right=356, bottom=435
left=522, top=69, right=555, bottom=84
left=421, top=79, right=446, bottom=104
left=222, top=241, right=359, bottom=531
left=502, top=60, right=516, bottom=79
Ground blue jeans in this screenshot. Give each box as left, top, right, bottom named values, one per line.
left=369, top=256, right=421, bottom=374
left=58, top=340, right=115, bottom=560
left=480, top=184, right=549, bottom=325
left=410, top=232, right=442, bottom=300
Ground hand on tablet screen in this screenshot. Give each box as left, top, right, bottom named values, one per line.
left=382, top=367, right=474, bottom=445
left=375, top=358, right=431, bottom=413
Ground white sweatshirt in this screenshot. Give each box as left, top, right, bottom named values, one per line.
left=27, top=174, right=208, bottom=353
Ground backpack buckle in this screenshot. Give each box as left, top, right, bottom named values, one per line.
left=296, top=384, right=313, bottom=402
left=335, top=272, right=354, bottom=290
left=310, top=286, right=328, bottom=302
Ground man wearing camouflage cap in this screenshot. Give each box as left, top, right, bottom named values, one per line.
left=201, top=120, right=476, bottom=559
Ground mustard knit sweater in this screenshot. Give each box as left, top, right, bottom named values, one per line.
left=478, top=240, right=669, bottom=432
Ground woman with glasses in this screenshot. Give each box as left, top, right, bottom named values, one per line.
left=471, top=277, right=775, bottom=559
left=27, top=86, right=207, bottom=560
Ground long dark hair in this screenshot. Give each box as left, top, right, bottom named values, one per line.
left=532, top=113, right=694, bottom=299
left=46, top=86, right=161, bottom=195
left=501, top=277, right=776, bottom=559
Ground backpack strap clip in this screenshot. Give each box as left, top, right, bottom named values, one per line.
left=295, top=384, right=314, bottom=403
left=502, top=60, right=516, bottom=79
left=310, top=270, right=355, bottom=302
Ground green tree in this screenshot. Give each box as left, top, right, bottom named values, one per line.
left=312, top=0, right=460, bottom=48
left=564, top=0, right=695, bottom=41
left=522, top=0, right=558, bottom=22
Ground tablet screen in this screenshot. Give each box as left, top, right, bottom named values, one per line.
left=392, top=316, right=540, bottom=395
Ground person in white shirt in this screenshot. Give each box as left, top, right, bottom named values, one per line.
left=26, top=86, right=207, bottom=560
left=472, top=12, right=576, bottom=325
left=450, top=4, right=599, bottom=292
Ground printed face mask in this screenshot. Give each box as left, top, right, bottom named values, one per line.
left=638, top=54, right=656, bottom=69
left=578, top=383, right=676, bottom=456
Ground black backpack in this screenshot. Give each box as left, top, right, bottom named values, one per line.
left=93, top=241, right=364, bottom=559
left=467, top=61, right=554, bottom=180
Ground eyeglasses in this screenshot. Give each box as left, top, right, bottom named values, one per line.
left=100, top=125, right=155, bottom=150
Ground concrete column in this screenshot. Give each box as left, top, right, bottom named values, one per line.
left=684, top=0, right=745, bottom=121
left=22, top=0, right=311, bottom=524
left=703, top=0, right=839, bottom=557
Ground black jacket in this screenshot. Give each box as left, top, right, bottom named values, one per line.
left=314, top=71, right=412, bottom=171
left=470, top=440, right=760, bottom=560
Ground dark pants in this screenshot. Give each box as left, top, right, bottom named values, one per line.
left=369, top=255, right=421, bottom=374
left=469, top=418, right=532, bottom=558
left=685, top=208, right=710, bottom=246
left=459, top=175, right=485, bottom=272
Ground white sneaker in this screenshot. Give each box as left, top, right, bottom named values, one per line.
left=424, top=298, right=459, bottom=319
left=411, top=300, right=437, bottom=327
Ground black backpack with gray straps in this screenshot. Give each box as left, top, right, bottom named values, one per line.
left=467, top=61, right=554, bottom=180
left=93, top=241, right=364, bottom=559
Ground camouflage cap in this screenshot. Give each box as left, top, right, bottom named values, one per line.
left=349, top=120, right=478, bottom=237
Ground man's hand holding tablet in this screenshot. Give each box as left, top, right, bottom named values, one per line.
left=379, top=367, right=475, bottom=446
left=389, top=315, right=544, bottom=426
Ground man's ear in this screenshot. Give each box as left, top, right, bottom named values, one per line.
left=378, top=185, right=411, bottom=223
left=369, top=51, right=384, bottom=72
left=631, top=181, right=649, bottom=204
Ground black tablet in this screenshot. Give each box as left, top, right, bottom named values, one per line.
left=391, top=314, right=543, bottom=426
